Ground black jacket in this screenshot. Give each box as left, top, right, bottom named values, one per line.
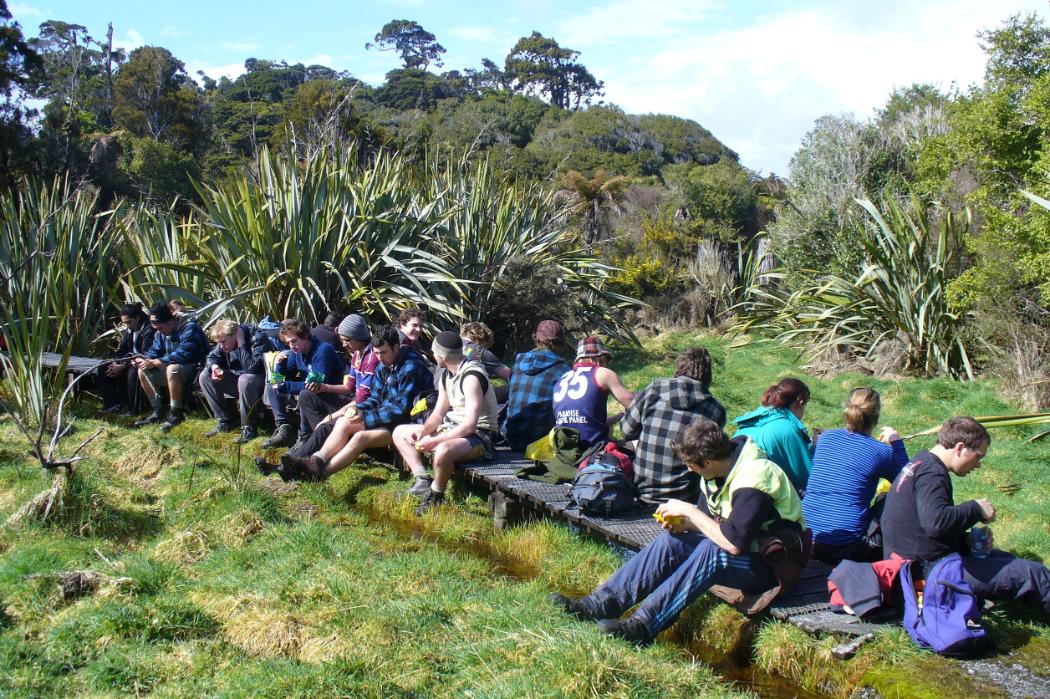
left=113, top=323, right=156, bottom=361
left=205, top=323, right=261, bottom=376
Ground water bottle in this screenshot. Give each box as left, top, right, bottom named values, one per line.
left=971, top=525, right=991, bottom=559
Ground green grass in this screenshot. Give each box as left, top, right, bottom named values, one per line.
left=0, top=331, right=1047, bottom=697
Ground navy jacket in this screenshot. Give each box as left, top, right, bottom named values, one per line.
left=146, top=313, right=209, bottom=366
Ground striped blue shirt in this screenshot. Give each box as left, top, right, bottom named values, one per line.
left=802, top=429, right=909, bottom=546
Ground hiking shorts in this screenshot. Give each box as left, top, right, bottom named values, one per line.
left=142, top=363, right=199, bottom=393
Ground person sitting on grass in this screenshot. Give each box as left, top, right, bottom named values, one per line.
left=132, top=301, right=209, bottom=433
left=96, top=302, right=155, bottom=416
left=198, top=319, right=266, bottom=444
left=504, top=320, right=571, bottom=451
left=276, top=325, right=433, bottom=481
left=551, top=417, right=805, bottom=645
left=294, top=314, right=376, bottom=447
left=553, top=336, right=635, bottom=450
left=460, top=321, right=511, bottom=402
left=621, top=347, right=726, bottom=506
left=260, top=319, right=344, bottom=449
left=391, top=331, right=499, bottom=515
left=802, top=387, right=909, bottom=565
left=882, top=416, right=1050, bottom=615
left=733, top=378, right=813, bottom=494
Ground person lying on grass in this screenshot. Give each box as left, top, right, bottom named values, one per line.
left=553, top=335, right=635, bottom=451
left=132, top=301, right=209, bottom=433
left=275, top=325, right=433, bottom=482
left=392, top=331, right=499, bottom=515
left=882, top=416, right=1050, bottom=615
left=198, top=318, right=266, bottom=444
left=802, top=387, right=909, bottom=565
left=551, top=417, right=805, bottom=645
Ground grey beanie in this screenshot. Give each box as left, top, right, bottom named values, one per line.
left=337, top=313, right=370, bottom=342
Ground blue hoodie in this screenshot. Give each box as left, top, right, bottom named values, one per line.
left=146, top=313, right=209, bottom=366
left=504, top=348, right=571, bottom=451
left=274, top=335, right=345, bottom=395
left=733, top=406, right=813, bottom=493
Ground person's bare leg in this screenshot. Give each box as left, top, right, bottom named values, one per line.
left=166, top=364, right=184, bottom=403
left=324, top=429, right=392, bottom=477
left=430, top=438, right=477, bottom=492
left=392, top=424, right=428, bottom=478
left=138, top=367, right=158, bottom=402
left=316, top=418, right=362, bottom=460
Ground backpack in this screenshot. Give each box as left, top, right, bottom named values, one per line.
left=899, top=554, right=988, bottom=658
left=569, top=450, right=637, bottom=516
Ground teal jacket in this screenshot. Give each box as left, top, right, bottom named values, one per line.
left=732, top=406, right=812, bottom=493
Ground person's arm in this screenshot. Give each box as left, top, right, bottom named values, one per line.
left=205, top=343, right=222, bottom=370
left=161, top=324, right=208, bottom=365
left=914, top=468, right=984, bottom=540
left=361, top=359, right=427, bottom=429
left=495, top=364, right=512, bottom=381
left=619, top=385, right=650, bottom=441
left=655, top=497, right=750, bottom=555
left=595, top=367, right=635, bottom=409
left=422, top=374, right=483, bottom=448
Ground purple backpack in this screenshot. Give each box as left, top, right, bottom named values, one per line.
left=899, top=554, right=988, bottom=657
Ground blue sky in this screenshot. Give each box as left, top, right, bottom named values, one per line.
left=7, top=0, right=1049, bottom=175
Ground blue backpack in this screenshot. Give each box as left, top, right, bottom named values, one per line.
left=899, top=554, right=988, bottom=658
left=569, top=454, right=637, bottom=517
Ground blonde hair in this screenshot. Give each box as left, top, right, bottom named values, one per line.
left=210, top=319, right=239, bottom=342
left=844, top=387, right=880, bottom=434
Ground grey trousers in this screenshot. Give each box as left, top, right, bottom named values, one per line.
left=198, top=371, right=265, bottom=427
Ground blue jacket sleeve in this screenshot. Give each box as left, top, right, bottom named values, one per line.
left=361, top=357, right=430, bottom=429
left=146, top=332, right=164, bottom=360
left=161, top=323, right=209, bottom=365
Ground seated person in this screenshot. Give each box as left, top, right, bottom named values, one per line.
left=391, top=332, right=499, bottom=515
left=553, top=336, right=635, bottom=450
left=97, top=302, right=155, bottom=415
left=260, top=319, right=345, bottom=449
left=294, top=314, right=376, bottom=444
left=504, top=320, right=570, bottom=451
left=198, top=319, right=266, bottom=443
left=551, top=418, right=804, bottom=644
left=312, top=310, right=344, bottom=357
left=132, top=301, right=209, bottom=432
left=460, top=321, right=511, bottom=402
left=802, top=387, right=909, bottom=564
left=168, top=298, right=189, bottom=315
left=733, top=378, right=813, bottom=494
left=621, top=347, right=726, bottom=505
left=278, top=325, right=433, bottom=480
left=883, top=416, right=1050, bottom=615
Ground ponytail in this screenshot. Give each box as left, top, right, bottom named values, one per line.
left=760, top=377, right=810, bottom=409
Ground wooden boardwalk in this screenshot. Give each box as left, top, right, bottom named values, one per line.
left=455, top=449, right=895, bottom=657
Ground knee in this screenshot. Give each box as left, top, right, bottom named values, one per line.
left=165, top=363, right=182, bottom=379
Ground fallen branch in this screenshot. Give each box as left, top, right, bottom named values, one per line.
left=24, top=569, right=134, bottom=601
left=6, top=467, right=67, bottom=528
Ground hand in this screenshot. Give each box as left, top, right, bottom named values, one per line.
left=277, top=351, right=289, bottom=362
left=416, top=435, right=443, bottom=452
left=306, top=382, right=323, bottom=393
left=105, top=363, right=124, bottom=377
left=211, top=366, right=224, bottom=381
left=879, top=426, right=901, bottom=443
left=976, top=498, right=996, bottom=523
left=655, top=499, right=697, bottom=532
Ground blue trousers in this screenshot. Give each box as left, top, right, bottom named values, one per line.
left=586, top=531, right=777, bottom=635
left=962, top=550, right=1050, bottom=614
left=265, top=381, right=294, bottom=426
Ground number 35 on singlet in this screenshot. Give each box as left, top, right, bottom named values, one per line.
left=553, top=366, right=593, bottom=402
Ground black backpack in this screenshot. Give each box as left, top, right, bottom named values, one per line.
left=569, top=453, right=637, bottom=516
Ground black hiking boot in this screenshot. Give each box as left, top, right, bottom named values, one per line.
left=548, top=592, right=603, bottom=621
left=234, top=425, right=258, bottom=444
left=205, top=421, right=237, bottom=438
left=290, top=431, right=310, bottom=453
left=414, top=489, right=445, bottom=516
left=255, top=456, right=279, bottom=476
left=133, top=409, right=166, bottom=428
left=597, top=617, right=654, bottom=646
left=261, top=423, right=296, bottom=449
left=159, top=410, right=185, bottom=433
left=406, top=475, right=433, bottom=498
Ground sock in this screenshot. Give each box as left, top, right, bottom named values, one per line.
left=431, top=484, right=445, bottom=494
left=314, top=453, right=330, bottom=466
left=171, top=399, right=183, bottom=411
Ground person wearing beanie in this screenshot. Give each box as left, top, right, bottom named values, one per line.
left=392, top=330, right=499, bottom=514
left=504, top=320, right=570, bottom=451
left=552, top=336, right=635, bottom=450
left=131, top=300, right=209, bottom=433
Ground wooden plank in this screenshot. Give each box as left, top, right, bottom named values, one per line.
left=39, top=352, right=104, bottom=374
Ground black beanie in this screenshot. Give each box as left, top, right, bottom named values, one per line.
left=148, top=301, right=173, bottom=323
left=432, top=331, right=463, bottom=360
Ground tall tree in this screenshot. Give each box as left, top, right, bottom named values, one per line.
left=0, top=0, right=42, bottom=185
left=556, top=168, right=629, bottom=244
left=366, top=20, right=445, bottom=70
left=504, top=32, right=603, bottom=110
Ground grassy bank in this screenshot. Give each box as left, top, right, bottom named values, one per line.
left=1, top=332, right=1047, bottom=697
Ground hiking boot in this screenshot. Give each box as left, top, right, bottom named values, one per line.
left=234, top=425, right=258, bottom=444
left=205, top=421, right=237, bottom=438
left=414, top=489, right=445, bottom=516
left=255, top=456, right=279, bottom=476
left=597, top=617, right=653, bottom=646
left=261, top=423, right=296, bottom=449
left=290, top=431, right=310, bottom=453
left=406, top=475, right=433, bottom=498
left=159, top=410, right=185, bottom=433
left=280, top=452, right=324, bottom=481
left=548, top=592, right=603, bottom=621
left=133, top=410, right=165, bottom=428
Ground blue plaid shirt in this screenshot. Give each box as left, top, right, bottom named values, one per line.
left=357, top=346, right=434, bottom=429
left=504, top=348, right=570, bottom=451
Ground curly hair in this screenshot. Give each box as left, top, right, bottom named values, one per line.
left=674, top=347, right=713, bottom=390
left=209, top=319, right=239, bottom=342
left=372, top=324, right=401, bottom=351
left=671, top=418, right=733, bottom=467
left=460, top=321, right=494, bottom=349
left=397, top=306, right=426, bottom=326
left=279, top=319, right=310, bottom=341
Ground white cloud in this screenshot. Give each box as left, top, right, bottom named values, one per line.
left=221, top=40, right=262, bottom=53
left=113, top=28, right=145, bottom=52
left=186, top=59, right=247, bottom=84
left=159, top=25, right=183, bottom=39
left=9, top=3, right=44, bottom=20
left=557, top=0, right=720, bottom=46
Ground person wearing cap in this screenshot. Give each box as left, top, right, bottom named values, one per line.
left=553, top=336, right=635, bottom=450
left=293, top=314, right=377, bottom=447
left=504, top=320, right=571, bottom=451
left=392, top=331, right=499, bottom=514
left=131, top=300, right=209, bottom=432
left=274, top=324, right=434, bottom=481
left=198, top=318, right=266, bottom=443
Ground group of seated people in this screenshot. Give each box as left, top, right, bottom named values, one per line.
left=95, top=301, right=1050, bottom=643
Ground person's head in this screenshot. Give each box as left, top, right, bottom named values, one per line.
left=671, top=418, right=735, bottom=478
left=761, top=378, right=810, bottom=418
left=844, top=387, right=881, bottom=435
left=372, top=324, right=402, bottom=367
left=120, top=302, right=146, bottom=331
left=674, top=347, right=713, bottom=390
left=322, top=311, right=344, bottom=331
left=431, top=330, right=464, bottom=368
left=934, top=416, right=991, bottom=476
left=460, top=321, right=494, bottom=349
left=279, top=319, right=311, bottom=353
left=575, top=336, right=611, bottom=365
left=210, top=319, right=239, bottom=352
left=398, top=307, right=425, bottom=343
left=533, top=319, right=563, bottom=350
left=337, top=313, right=371, bottom=353
left=148, top=301, right=175, bottom=335
left=168, top=298, right=187, bottom=314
